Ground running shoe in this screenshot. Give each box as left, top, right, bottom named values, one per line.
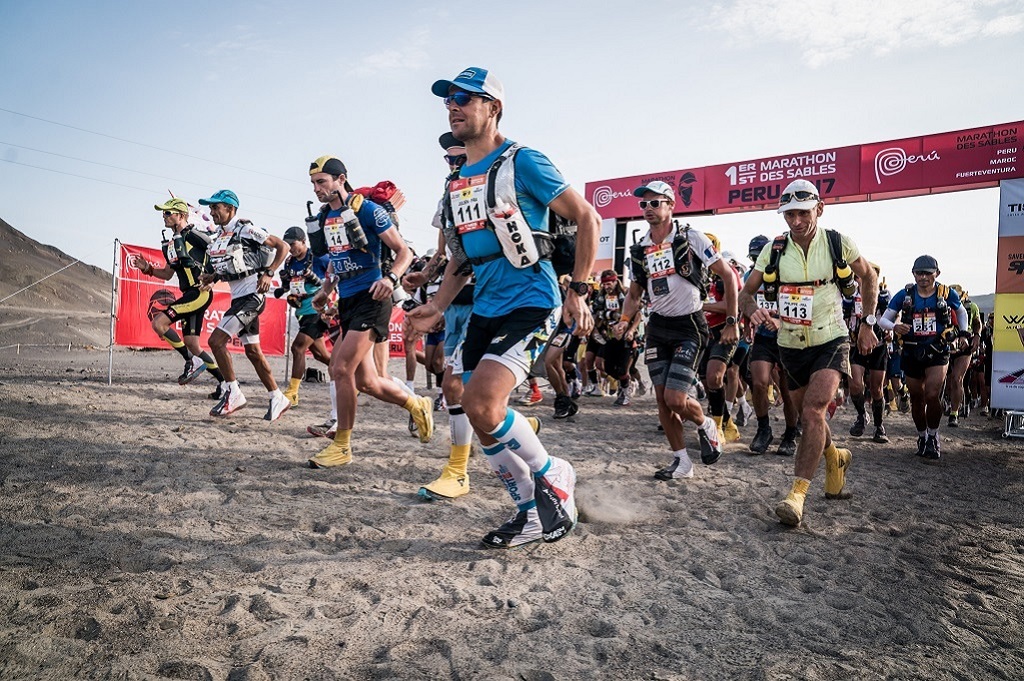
left=775, top=491, right=805, bottom=527
left=533, top=456, right=577, bottom=543
left=526, top=416, right=542, bottom=434
left=264, top=391, right=290, bottom=422
left=408, top=414, right=419, bottom=437
left=735, top=401, right=754, bottom=428
left=517, top=387, right=544, bottom=405
left=481, top=508, right=544, bottom=549
left=923, top=435, right=941, bottom=461
left=553, top=394, right=573, bottom=419
left=634, top=378, right=649, bottom=397
left=178, top=356, right=206, bottom=385
left=283, top=383, right=300, bottom=408
left=613, top=388, right=630, bottom=407
left=915, top=435, right=926, bottom=457
left=697, top=417, right=722, bottom=465
left=570, top=379, right=583, bottom=399
left=776, top=428, right=798, bottom=457
left=850, top=414, right=866, bottom=437
left=948, top=413, right=960, bottom=428
left=722, top=418, right=741, bottom=442
left=824, top=447, right=852, bottom=499
left=308, top=440, right=352, bottom=468
left=898, top=394, right=911, bottom=413
left=307, top=418, right=337, bottom=438
left=418, top=466, right=469, bottom=500
left=433, top=392, right=447, bottom=412
left=582, top=383, right=600, bottom=397
left=409, top=396, right=434, bottom=443
left=655, top=453, right=694, bottom=480
left=208, top=383, right=225, bottom=401
left=210, top=386, right=246, bottom=417
left=749, top=424, right=774, bottom=455
left=872, top=425, right=889, bottom=444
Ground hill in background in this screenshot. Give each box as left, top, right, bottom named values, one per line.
left=0, top=218, right=112, bottom=347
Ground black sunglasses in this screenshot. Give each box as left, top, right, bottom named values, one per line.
left=913, top=270, right=937, bottom=276
left=639, top=199, right=670, bottom=209
left=779, top=190, right=819, bottom=205
left=444, top=154, right=467, bottom=166
left=443, top=91, right=493, bottom=107
left=162, top=211, right=175, bottom=217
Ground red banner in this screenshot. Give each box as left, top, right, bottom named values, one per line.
left=115, top=243, right=287, bottom=356
left=587, top=168, right=705, bottom=219
left=704, top=145, right=861, bottom=213
left=586, top=120, right=1023, bottom=219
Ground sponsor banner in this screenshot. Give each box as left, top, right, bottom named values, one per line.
left=991, top=350, right=1024, bottom=410
left=861, top=122, right=1021, bottom=194
left=995, top=235, right=1024, bottom=294
left=586, top=168, right=704, bottom=220
left=705, top=146, right=861, bottom=212
left=993, top=294, right=1024, bottom=352
left=596, top=218, right=616, bottom=262
left=999, top=178, right=1024, bottom=237
left=115, top=243, right=287, bottom=356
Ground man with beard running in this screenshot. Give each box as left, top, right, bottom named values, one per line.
left=409, top=67, right=599, bottom=547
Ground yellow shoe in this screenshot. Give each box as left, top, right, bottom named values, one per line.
left=775, top=491, right=805, bottom=526
left=308, top=441, right=352, bottom=468
left=419, top=465, right=470, bottom=500
left=409, top=396, right=434, bottom=443
left=824, top=447, right=852, bottom=499
left=723, top=418, right=741, bottom=443
left=712, top=415, right=727, bottom=446
left=526, top=416, right=542, bottom=434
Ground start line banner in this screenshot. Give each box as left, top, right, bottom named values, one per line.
left=115, top=242, right=288, bottom=356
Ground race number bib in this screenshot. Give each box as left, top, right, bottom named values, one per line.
left=755, top=292, right=778, bottom=312
left=645, top=243, right=673, bottom=297
left=323, top=216, right=351, bottom=255
left=449, top=177, right=487, bottom=235
left=209, top=234, right=231, bottom=259
left=779, top=285, right=813, bottom=326
left=853, top=294, right=863, bottom=317
left=605, top=296, right=620, bottom=312
left=912, top=311, right=937, bottom=336
left=289, top=278, right=305, bottom=296
left=165, top=241, right=178, bottom=264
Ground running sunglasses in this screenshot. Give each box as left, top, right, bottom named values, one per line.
left=639, top=199, right=670, bottom=209
left=913, top=270, right=937, bottom=276
left=443, top=91, right=493, bottom=107
left=444, top=154, right=466, bottom=166
left=779, top=190, right=819, bottom=205
left=162, top=211, right=175, bottom=217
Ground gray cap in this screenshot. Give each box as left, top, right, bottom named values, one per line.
left=283, top=226, right=306, bottom=244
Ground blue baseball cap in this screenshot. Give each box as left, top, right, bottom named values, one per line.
left=431, top=67, right=505, bottom=102
left=198, top=189, right=239, bottom=208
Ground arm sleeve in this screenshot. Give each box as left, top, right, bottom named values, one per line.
left=955, top=305, right=969, bottom=331
left=878, top=308, right=898, bottom=331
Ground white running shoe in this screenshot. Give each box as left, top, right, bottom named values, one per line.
left=210, top=386, right=246, bottom=417
left=264, top=391, right=290, bottom=422
left=481, top=507, right=544, bottom=549
left=655, top=453, right=694, bottom=480
left=698, top=417, right=723, bottom=465
left=307, top=418, right=337, bottom=438
left=178, top=356, right=207, bottom=385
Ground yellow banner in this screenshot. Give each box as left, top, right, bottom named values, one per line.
left=994, top=293, right=1024, bottom=352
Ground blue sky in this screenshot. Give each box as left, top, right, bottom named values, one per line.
left=2, top=0, right=1022, bottom=295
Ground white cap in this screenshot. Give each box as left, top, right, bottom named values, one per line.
left=777, top=179, right=821, bottom=213
left=633, top=180, right=675, bottom=199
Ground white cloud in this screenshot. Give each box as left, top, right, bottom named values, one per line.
left=351, top=27, right=431, bottom=78
left=709, top=0, right=1024, bottom=67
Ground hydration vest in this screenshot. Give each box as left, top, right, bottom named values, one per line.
left=628, top=222, right=708, bottom=300
left=207, top=220, right=274, bottom=281
left=306, top=193, right=377, bottom=280
left=441, top=143, right=576, bottom=275
left=761, top=229, right=855, bottom=302
left=900, top=283, right=952, bottom=327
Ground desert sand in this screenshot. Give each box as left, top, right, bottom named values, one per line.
left=1, top=346, right=1023, bottom=680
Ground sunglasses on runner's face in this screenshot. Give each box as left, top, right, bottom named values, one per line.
left=444, top=154, right=466, bottom=166
left=639, top=199, right=670, bottom=209
left=779, top=190, right=819, bottom=205
left=443, top=91, right=493, bottom=107
left=163, top=211, right=175, bottom=217
left=913, top=270, right=937, bottom=276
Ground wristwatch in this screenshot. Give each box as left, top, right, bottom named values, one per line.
left=568, top=281, right=590, bottom=297
left=386, top=271, right=400, bottom=286
left=863, top=314, right=877, bottom=326
left=725, top=315, right=738, bottom=326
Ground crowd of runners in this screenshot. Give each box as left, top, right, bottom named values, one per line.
left=129, top=66, right=995, bottom=544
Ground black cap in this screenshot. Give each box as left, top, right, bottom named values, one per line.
left=912, top=255, right=939, bottom=272
left=748, top=234, right=770, bottom=258
left=439, top=132, right=463, bottom=150
left=283, top=226, right=306, bottom=244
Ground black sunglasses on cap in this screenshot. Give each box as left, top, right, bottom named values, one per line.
left=779, top=190, right=819, bottom=205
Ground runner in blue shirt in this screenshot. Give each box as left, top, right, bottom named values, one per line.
left=408, top=67, right=600, bottom=548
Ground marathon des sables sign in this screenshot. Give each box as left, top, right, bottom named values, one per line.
left=706, top=146, right=860, bottom=210
left=956, top=127, right=1018, bottom=150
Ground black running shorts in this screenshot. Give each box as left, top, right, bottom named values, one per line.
left=778, top=336, right=851, bottom=391
left=297, top=313, right=329, bottom=340
left=644, top=311, right=708, bottom=393
left=338, top=289, right=392, bottom=343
